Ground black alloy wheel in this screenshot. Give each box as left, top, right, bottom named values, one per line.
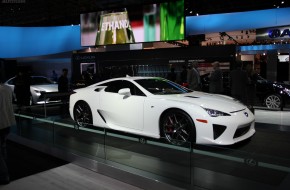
left=160, top=109, right=194, bottom=146
left=73, top=101, right=93, bottom=128
left=265, top=94, right=282, bottom=109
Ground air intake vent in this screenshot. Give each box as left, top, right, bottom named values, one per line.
left=213, top=124, right=227, bottom=140
left=234, top=125, right=251, bottom=138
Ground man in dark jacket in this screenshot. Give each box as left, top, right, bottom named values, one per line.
left=58, top=68, right=69, bottom=117
left=229, top=60, right=248, bottom=104
left=58, top=68, right=69, bottom=93
left=14, top=70, right=31, bottom=110
left=209, top=61, right=223, bottom=94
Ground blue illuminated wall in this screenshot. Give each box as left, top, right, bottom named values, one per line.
left=2, top=7, right=290, bottom=59
left=186, top=7, right=290, bottom=36
left=0, top=25, right=82, bottom=58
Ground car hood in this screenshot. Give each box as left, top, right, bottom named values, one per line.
left=31, top=84, right=58, bottom=92
left=154, top=91, right=246, bottom=113
left=272, top=82, right=290, bottom=89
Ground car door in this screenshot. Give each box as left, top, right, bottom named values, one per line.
left=99, top=80, right=146, bottom=131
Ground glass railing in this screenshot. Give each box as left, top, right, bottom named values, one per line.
left=104, top=133, right=191, bottom=188
left=10, top=103, right=290, bottom=190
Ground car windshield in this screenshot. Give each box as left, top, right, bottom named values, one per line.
left=135, top=78, right=193, bottom=95
left=31, top=77, right=54, bottom=85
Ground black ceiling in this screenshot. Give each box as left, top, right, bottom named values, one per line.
left=0, top=0, right=289, bottom=26
left=185, top=0, right=290, bottom=16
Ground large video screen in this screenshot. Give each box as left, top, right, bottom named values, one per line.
left=80, top=0, right=184, bottom=46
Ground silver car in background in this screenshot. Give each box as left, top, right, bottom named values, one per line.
left=5, top=76, right=59, bottom=105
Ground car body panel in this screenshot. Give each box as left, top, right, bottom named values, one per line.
left=99, top=91, right=145, bottom=131
left=69, top=76, right=255, bottom=145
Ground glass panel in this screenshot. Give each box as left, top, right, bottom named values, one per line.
left=104, top=132, right=191, bottom=189
left=11, top=103, right=290, bottom=190
left=191, top=143, right=290, bottom=189
left=12, top=104, right=106, bottom=160
left=53, top=122, right=105, bottom=160
left=14, top=111, right=54, bottom=146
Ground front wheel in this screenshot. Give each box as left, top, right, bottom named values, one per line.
left=73, top=101, right=93, bottom=128
left=264, top=94, right=282, bottom=109
left=160, top=109, right=195, bottom=146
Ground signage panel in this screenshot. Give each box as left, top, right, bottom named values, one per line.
left=80, top=0, right=185, bottom=46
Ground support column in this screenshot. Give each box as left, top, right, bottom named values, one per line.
left=266, top=50, right=278, bottom=81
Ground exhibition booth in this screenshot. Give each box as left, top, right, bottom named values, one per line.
left=1, top=1, right=290, bottom=189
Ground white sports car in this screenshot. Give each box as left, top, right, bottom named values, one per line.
left=69, top=76, right=255, bottom=145
left=5, top=76, right=59, bottom=105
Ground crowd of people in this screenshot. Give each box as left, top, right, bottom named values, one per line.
left=167, top=60, right=258, bottom=110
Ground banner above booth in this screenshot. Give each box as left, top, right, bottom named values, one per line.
left=0, top=25, right=82, bottom=58
left=186, top=7, right=290, bottom=36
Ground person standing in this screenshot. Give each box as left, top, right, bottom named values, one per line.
left=167, top=67, right=177, bottom=82
left=58, top=68, right=69, bottom=93
left=0, top=75, right=16, bottom=185
left=187, top=62, right=201, bottom=90
left=209, top=61, right=223, bottom=94
left=180, top=65, right=188, bottom=86
left=13, top=70, right=31, bottom=111
left=58, top=68, right=69, bottom=117
left=246, top=63, right=258, bottom=112
left=229, top=60, right=248, bottom=104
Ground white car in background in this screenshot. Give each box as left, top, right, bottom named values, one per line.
left=69, top=76, right=255, bottom=145
left=5, top=76, right=59, bottom=105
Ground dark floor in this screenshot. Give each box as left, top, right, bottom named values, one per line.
left=1, top=140, right=143, bottom=190
left=6, top=140, right=68, bottom=182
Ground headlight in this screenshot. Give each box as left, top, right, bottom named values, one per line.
left=285, top=88, right=290, bottom=96
left=203, top=108, right=230, bottom=117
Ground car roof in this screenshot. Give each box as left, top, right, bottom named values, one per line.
left=116, top=76, right=162, bottom=80
left=90, top=76, right=165, bottom=87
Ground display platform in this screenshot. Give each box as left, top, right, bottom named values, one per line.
left=9, top=103, right=290, bottom=190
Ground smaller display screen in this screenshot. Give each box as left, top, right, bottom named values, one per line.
left=80, top=0, right=184, bottom=46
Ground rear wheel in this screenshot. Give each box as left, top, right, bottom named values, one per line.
left=73, top=101, right=93, bottom=128
left=265, top=94, right=282, bottom=109
left=160, top=109, right=195, bottom=146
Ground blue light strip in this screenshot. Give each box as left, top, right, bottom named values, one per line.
left=186, top=7, right=290, bottom=36
left=238, top=44, right=290, bottom=52
left=0, top=25, right=82, bottom=58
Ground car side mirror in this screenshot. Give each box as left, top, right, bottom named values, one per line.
left=118, top=88, right=131, bottom=96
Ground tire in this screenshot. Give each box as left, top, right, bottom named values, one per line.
left=264, top=94, right=282, bottom=109
left=160, top=109, right=195, bottom=146
left=73, top=101, right=93, bottom=128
